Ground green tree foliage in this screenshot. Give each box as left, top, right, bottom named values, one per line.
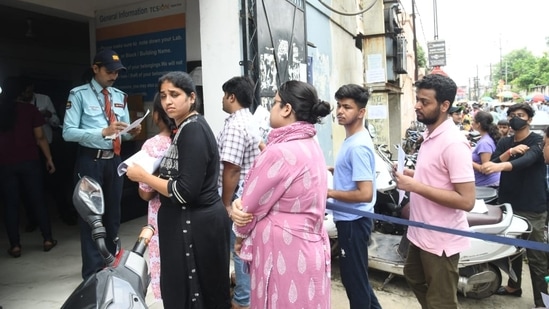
left=492, top=48, right=549, bottom=93
left=416, top=44, right=426, bottom=68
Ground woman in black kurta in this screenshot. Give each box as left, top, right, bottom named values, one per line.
left=127, top=72, right=230, bottom=309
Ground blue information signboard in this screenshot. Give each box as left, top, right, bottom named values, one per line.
left=98, top=29, right=186, bottom=101
left=95, top=0, right=187, bottom=101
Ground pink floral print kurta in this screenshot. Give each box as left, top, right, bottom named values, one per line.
left=234, top=122, right=331, bottom=309
left=138, top=134, right=171, bottom=301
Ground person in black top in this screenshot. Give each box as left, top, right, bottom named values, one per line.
left=481, top=103, right=547, bottom=308
left=126, top=71, right=230, bottom=309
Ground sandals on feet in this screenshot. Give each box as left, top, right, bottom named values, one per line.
left=7, top=246, right=21, bottom=258
left=43, top=240, right=57, bottom=252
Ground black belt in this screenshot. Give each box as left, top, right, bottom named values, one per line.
left=79, top=146, right=116, bottom=159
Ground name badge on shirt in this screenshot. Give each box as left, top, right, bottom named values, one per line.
left=114, top=103, right=124, bottom=108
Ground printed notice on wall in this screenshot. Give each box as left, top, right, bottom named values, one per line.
left=366, top=54, right=385, bottom=83
left=95, top=0, right=186, bottom=101
left=368, top=105, right=387, bottom=119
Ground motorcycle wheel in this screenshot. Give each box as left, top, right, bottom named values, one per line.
left=459, top=263, right=502, bottom=299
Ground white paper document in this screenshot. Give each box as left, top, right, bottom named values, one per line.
left=396, top=145, right=406, bottom=205
left=106, top=109, right=150, bottom=139
left=253, top=105, right=271, bottom=142
left=470, top=199, right=489, bottom=214
left=117, top=149, right=163, bottom=177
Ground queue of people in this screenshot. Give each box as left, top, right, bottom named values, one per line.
left=3, top=48, right=549, bottom=309
left=453, top=98, right=549, bottom=308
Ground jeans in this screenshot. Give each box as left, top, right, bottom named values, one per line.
left=336, top=217, right=382, bottom=309
left=231, top=228, right=250, bottom=306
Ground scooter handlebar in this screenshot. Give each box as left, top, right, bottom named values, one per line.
left=91, top=224, right=115, bottom=266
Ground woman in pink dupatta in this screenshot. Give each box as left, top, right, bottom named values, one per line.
left=232, top=80, right=332, bottom=309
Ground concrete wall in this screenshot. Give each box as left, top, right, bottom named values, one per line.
left=306, top=1, right=335, bottom=165
left=185, top=0, right=201, bottom=62
left=399, top=11, right=420, bottom=140
left=359, top=0, right=423, bottom=153
left=307, top=0, right=364, bottom=163
left=361, top=0, right=390, bottom=147
left=198, top=0, right=241, bottom=135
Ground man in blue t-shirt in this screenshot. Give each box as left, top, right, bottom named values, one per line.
left=328, top=84, right=381, bottom=309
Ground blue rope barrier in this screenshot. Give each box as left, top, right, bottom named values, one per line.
left=326, top=202, right=549, bottom=253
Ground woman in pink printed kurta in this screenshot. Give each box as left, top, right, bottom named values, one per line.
left=136, top=95, right=174, bottom=301
left=138, top=134, right=170, bottom=300
left=233, top=80, right=331, bottom=309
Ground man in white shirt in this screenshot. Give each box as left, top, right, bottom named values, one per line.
left=20, top=79, right=60, bottom=144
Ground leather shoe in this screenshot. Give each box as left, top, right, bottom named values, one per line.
left=495, top=286, right=522, bottom=297
left=7, top=246, right=21, bottom=258
left=43, top=240, right=57, bottom=252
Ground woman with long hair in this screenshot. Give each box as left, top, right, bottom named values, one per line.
left=472, top=111, right=501, bottom=187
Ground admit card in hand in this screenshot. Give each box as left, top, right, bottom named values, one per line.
left=105, top=109, right=150, bottom=140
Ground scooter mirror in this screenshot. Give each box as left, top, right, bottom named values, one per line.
left=72, top=176, right=105, bottom=225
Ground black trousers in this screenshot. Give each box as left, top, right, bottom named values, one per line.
left=336, top=217, right=382, bottom=309
left=0, top=160, right=53, bottom=247
left=73, top=152, right=123, bottom=280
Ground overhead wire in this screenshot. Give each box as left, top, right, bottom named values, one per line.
left=412, top=0, right=428, bottom=45
left=396, top=0, right=428, bottom=45
left=317, top=0, right=378, bottom=16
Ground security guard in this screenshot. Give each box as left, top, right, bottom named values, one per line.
left=63, top=49, right=141, bottom=280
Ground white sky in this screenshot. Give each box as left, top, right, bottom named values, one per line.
left=401, top=0, right=549, bottom=87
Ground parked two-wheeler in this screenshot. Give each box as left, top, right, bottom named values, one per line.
left=61, top=176, right=155, bottom=309
left=368, top=199, right=531, bottom=299
left=325, top=147, right=532, bottom=299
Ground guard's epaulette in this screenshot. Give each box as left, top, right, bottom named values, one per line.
left=69, top=84, right=90, bottom=95
left=111, top=87, right=127, bottom=96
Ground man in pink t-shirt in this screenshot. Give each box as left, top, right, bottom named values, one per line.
left=394, top=74, right=475, bottom=308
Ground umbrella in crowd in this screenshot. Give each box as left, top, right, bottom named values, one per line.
left=530, top=92, right=549, bottom=102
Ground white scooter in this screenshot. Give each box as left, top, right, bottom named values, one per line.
left=325, top=146, right=532, bottom=299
